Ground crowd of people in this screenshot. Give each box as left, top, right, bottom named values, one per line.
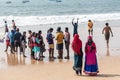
left=2, top=18, right=114, bottom=76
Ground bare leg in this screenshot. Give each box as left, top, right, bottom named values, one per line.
left=91, top=30, right=93, bottom=36
left=88, top=30, right=90, bottom=36
left=49, top=49, right=52, bottom=58
left=106, top=40, right=109, bottom=48
left=51, top=49, right=55, bottom=58
left=5, top=45, right=8, bottom=52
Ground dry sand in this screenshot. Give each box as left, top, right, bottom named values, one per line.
left=0, top=20, right=120, bottom=80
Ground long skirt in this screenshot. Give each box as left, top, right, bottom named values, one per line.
left=73, top=54, right=83, bottom=71
left=84, top=55, right=99, bottom=75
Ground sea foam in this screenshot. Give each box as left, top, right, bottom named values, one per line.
left=0, top=13, right=120, bottom=27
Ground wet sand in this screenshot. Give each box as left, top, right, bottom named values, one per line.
left=0, top=20, right=120, bottom=80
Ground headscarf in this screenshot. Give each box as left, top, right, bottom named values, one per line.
left=85, top=36, right=96, bottom=53
left=87, top=36, right=93, bottom=45
left=72, top=34, right=82, bottom=54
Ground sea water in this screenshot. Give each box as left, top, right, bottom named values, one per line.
left=0, top=0, right=120, bottom=26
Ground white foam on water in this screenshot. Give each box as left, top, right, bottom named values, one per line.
left=0, top=13, right=120, bottom=27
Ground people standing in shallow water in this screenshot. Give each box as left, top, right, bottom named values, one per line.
left=72, top=18, right=79, bottom=36
left=88, top=20, right=93, bottom=36
left=84, top=36, right=99, bottom=76
left=102, top=23, right=113, bottom=48
left=56, top=27, right=64, bottom=59
left=64, top=27, right=70, bottom=59
left=72, top=34, right=83, bottom=75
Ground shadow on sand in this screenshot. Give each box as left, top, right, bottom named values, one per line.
left=81, top=74, right=120, bottom=78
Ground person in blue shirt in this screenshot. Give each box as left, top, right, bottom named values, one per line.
left=72, top=18, right=79, bottom=37
left=46, top=28, right=55, bottom=59
left=9, top=30, right=15, bottom=53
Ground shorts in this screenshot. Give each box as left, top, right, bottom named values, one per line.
left=88, top=28, right=93, bottom=32
left=56, top=43, right=63, bottom=50
left=49, top=44, right=54, bottom=49
left=6, top=40, right=10, bottom=46
left=105, top=33, right=110, bottom=40
left=14, top=41, right=21, bottom=47
left=65, top=41, right=70, bottom=49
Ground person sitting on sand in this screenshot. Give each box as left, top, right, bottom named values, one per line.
left=102, top=23, right=113, bottom=48
left=72, top=18, right=79, bottom=36
left=72, top=34, right=83, bottom=75
left=88, top=20, right=93, bottom=36
left=84, top=36, right=99, bottom=76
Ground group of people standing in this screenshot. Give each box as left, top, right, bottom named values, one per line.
left=3, top=18, right=114, bottom=76
left=72, top=18, right=113, bottom=76
left=4, top=20, right=27, bottom=57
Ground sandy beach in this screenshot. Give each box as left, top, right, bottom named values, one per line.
left=0, top=20, right=120, bottom=80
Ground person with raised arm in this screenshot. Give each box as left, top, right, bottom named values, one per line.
left=72, top=18, right=79, bottom=36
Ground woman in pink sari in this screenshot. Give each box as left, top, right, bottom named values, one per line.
left=84, top=36, right=99, bottom=76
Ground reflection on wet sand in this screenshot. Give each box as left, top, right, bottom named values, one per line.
left=106, top=48, right=110, bottom=56
left=0, top=52, right=71, bottom=69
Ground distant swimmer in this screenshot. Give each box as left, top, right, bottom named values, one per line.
left=102, top=23, right=113, bottom=48
left=72, top=18, right=79, bottom=37
left=88, top=20, right=93, bottom=36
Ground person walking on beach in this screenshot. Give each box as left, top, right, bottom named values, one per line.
left=72, top=34, right=83, bottom=75
left=88, top=20, right=93, bottom=36
left=46, top=28, right=55, bottom=59
left=102, top=23, right=113, bottom=48
left=56, top=27, right=64, bottom=59
left=72, top=18, right=79, bottom=36
left=64, top=27, right=70, bottom=59
left=84, top=36, right=99, bottom=76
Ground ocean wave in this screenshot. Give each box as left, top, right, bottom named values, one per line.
left=0, top=13, right=120, bottom=27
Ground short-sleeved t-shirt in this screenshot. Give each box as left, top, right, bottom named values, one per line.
left=56, top=32, right=64, bottom=44
left=47, top=32, right=54, bottom=44
left=88, top=22, right=93, bottom=29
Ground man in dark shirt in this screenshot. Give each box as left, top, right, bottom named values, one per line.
left=46, top=28, right=55, bottom=59
left=72, top=18, right=79, bottom=37
left=14, top=28, right=22, bottom=52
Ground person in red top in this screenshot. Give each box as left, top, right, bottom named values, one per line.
left=72, top=34, right=83, bottom=75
